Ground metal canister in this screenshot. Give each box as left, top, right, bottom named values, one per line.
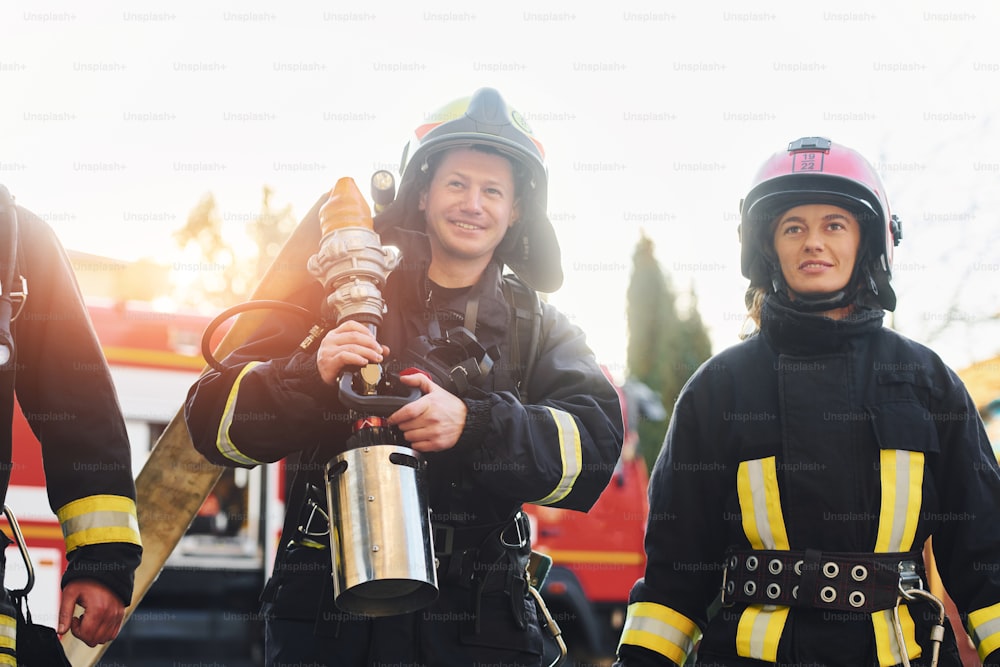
left=324, top=444, right=438, bottom=616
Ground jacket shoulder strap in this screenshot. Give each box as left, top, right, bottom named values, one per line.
left=501, top=273, right=542, bottom=401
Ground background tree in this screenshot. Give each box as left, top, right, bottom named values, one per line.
left=626, top=232, right=712, bottom=469
left=173, top=187, right=296, bottom=309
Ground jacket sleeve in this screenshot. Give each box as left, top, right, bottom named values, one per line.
left=616, top=373, right=730, bottom=667
left=183, top=284, right=348, bottom=467
left=926, top=362, right=1000, bottom=667
left=13, top=209, right=141, bottom=604
left=455, top=302, right=624, bottom=512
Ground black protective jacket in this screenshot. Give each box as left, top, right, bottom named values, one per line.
left=184, top=237, right=624, bottom=665
left=617, top=296, right=1000, bottom=667
left=2, top=206, right=142, bottom=604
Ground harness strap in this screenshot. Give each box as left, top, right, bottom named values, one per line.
left=500, top=273, right=542, bottom=399
left=721, top=547, right=924, bottom=614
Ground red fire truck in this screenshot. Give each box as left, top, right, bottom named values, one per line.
left=3, top=300, right=272, bottom=666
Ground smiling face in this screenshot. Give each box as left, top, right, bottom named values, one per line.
left=772, top=203, right=862, bottom=301
left=419, top=147, right=520, bottom=286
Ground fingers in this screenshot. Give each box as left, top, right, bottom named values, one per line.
left=388, top=377, right=466, bottom=452
left=316, top=321, right=387, bottom=385
left=398, top=369, right=433, bottom=392
left=60, top=581, right=126, bottom=646
left=57, top=589, right=77, bottom=636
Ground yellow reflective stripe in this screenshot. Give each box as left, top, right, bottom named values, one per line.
left=531, top=407, right=582, bottom=506
left=618, top=601, right=700, bottom=665
left=216, top=361, right=266, bottom=466
left=872, top=606, right=921, bottom=666
left=969, top=601, right=1000, bottom=661
left=737, top=458, right=790, bottom=550
left=875, top=449, right=924, bottom=553
left=735, top=604, right=789, bottom=662
left=0, top=614, right=13, bottom=648
left=57, top=494, right=142, bottom=552
left=871, top=450, right=923, bottom=666
left=0, top=612, right=14, bottom=660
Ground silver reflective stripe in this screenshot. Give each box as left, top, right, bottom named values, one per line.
left=972, top=614, right=1000, bottom=651
left=216, top=361, right=266, bottom=466
left=62, top=509, right=139, bottom=539
left=889, top=450, right=912, bottom=551
left=747, top=459, right=777, bottom=549
left=747, top=605, right=775, bottom=659
left=532, top=407, right=582, bottom=505
left=624, top=613, right=695, bottom=657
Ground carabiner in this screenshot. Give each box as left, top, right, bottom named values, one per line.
left=891, top=561, right=947, bottom=667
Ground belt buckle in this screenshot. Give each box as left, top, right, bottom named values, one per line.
left=433, top=523, right=454, bottom=557
left=297, top=497, right=330, bottom=538
left=897, top=560, right=923, bottom=595
left=4, top=275, right=27, bottom=321
left=501, top=512, right=528, bottom=549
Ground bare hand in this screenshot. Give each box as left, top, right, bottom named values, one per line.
left=387, top=371, right=467, bottom=452
left=316, top=320, right=389, bottom=385
left=58, top=579, right=126, bottom=647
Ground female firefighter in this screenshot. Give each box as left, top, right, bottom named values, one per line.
left=614, top=137, right=1000, bottom=667
left=184, top=88, right=623, bottom=666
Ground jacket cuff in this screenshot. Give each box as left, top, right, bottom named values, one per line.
left=280, top=350, right=343, bottom=403
left=458, top=398, right=493, bottom=447
left=62, top=543, right=142, bottom=605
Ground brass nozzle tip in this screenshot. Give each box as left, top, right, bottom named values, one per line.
left=318, top=177, right=373, bottom=235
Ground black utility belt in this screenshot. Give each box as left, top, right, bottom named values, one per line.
left=432, top=513, right=530, bottom=589
left=721, top=548, right=924, bottom=614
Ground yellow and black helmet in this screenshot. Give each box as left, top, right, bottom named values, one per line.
left=374, top=87, right=562, bottom=293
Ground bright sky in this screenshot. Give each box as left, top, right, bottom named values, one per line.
left=3, top=0, right=999, bottom=380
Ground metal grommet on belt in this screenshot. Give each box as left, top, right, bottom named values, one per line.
left=744, top=581, right=757, bottom=596
left=851, top=564, right=868, bottom=582
left=822, top=561, right=840, bottom=579
left=791, top=585, right=799, bottom=600
left=849, top=590, right=866, bottom=608
left=768, top=558, right=783, bottom=575
left=746, top=555, right=758, bottom=571
left=725, top=580, right=735, bottom=596
left=820, top=586, right=837, bottom=603
left=793, top=559, right=803, bottom=576
left=728, top=555, right=738, bottom=570
left=766, top=583, right=781, bottom=599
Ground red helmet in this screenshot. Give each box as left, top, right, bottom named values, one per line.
left=738, top=137, right=903, bottom=310
left=374, top=87, right=562, bottom=292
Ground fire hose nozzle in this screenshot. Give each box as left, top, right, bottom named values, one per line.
left=308, top=177, right=398, bottom=326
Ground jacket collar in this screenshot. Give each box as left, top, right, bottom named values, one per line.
left=387, top=238, right=509, bottom=335
left=760, top=294, right=885, bottom=355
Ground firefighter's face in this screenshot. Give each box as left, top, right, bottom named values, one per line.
left=419, top=147, right=519, bottom=278
left=772, top=203, right=861, bottom=300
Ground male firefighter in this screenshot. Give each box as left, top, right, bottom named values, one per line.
left=184, top=87, right=624, bottom=666
left=0, top=188, right=143, bottom=658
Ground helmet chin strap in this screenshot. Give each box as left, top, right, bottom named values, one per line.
left=769, top=258, right=877, bottom=314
